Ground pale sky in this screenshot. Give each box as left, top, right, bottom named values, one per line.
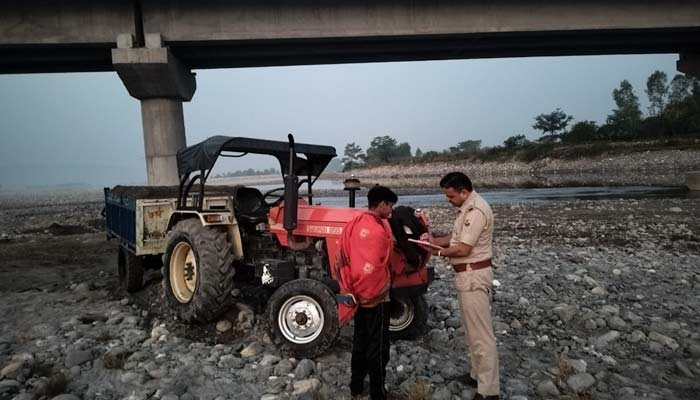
left=0, top=53, right=680, bottom=188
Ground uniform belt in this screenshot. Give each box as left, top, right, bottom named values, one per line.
left=452, top=259, right=492, bottom=272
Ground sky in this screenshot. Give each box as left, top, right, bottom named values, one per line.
left=0, top=53, right=680, bottom=189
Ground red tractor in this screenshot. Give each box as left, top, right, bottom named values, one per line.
left=105, top=135, right=433, bottom=358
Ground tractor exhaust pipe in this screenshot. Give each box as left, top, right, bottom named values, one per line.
left=283, top=134, right=299, bottom=234
left=343, top=176, right=361, bottom=208
left=283, top=134, right=310, bottom=251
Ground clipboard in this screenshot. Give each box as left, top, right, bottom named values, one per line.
left=408, top=238, right=443, bottom=250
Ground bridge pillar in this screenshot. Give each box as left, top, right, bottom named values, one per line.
left=677, top=53, right=700, bottom=79
left=112, top=34, right=196, bottom=186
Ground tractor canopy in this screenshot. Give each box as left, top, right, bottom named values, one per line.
left=177, top=136, right=337, bottom=179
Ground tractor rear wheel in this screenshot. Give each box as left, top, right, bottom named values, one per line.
left=266, top=279, right=339, bottom=358
left=389, top=295, right=429, bottom=341
left=117, top=246, right=144, bottom=293
left=162, top=219, right=235, bottom=323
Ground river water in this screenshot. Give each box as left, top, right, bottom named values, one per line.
left=311, top=185, right=692, bottom=208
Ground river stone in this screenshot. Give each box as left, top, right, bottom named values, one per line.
left=294, top=359, right=315, bottom=379
left=103, top=347, right=131, bottom=369
left=432, top=386, right=452, bottom=400
left=445, top=317, right=462, bottom=328
left=428, top=329, right=449, bottom=347
left=216, top=320, right=233, bottom=333
left=274, top=359, right=294, bottom=376
left=240, top=342, right=263, bottom=358
left=628, top=330, right=647, bottom=343
left=553, top=304, right=577, bottom=323
left=567, top=373, right=596, bottom=393
left=267, top=377, right=287, bottom=394
left=0, top=362, right=25, bottom=379
left=591, top=286, right=608, bottom=295
left=607, top=316, right=628, bottom=331
left=260, top=354, right=281, bottom=367
left=594, top=330, right=620, bottom=349
left=600, top=305, right=620, bottom=315
left=65, top=350, right=93, bottom=367
left=51, top=395, right=81, bottom=400
left=292, top=378, right=320, bottom=396
left=537, top=380, right=560, bottom=397
left=219, top=355, right=244, bottom=369
left=649, top=332, right=679, bottom=350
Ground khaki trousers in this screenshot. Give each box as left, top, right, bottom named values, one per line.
left=455, top=266, right=500, bottom=396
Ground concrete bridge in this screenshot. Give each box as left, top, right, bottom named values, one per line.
left=2, top=0, right=700, bottom=185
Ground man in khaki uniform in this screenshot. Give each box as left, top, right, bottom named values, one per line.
left=419, top=171, right=499, bottom=400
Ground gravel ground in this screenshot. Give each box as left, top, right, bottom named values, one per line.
left=1, top=190, right=699, bottom=400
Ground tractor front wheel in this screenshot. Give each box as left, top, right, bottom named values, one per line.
left=266, top=279, right=339, bottom=358
left=162, top=219, right=235, bottom=323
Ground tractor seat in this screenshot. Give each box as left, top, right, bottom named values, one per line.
left=233, top=187, right=269, bottom=225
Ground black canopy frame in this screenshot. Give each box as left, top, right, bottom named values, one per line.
left=176, top=136, right=337, bottom=211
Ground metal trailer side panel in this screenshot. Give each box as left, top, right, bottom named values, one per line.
left=135, top=198, right=177, bottom=256
left=104, top=188, right=137, bottom=253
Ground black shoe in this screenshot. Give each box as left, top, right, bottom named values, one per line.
left=473, top=393, right=500, bottom=400
left=454, top=373, right=478, bottom=387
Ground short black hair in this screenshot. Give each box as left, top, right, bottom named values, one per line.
left=367, top=185, right=398, bottom=208
left=439, top=172, right=473, bottom=192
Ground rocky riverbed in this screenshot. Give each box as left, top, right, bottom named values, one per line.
left=1, top=190, right=699, bottom=399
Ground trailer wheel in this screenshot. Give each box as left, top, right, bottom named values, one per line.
left=389, top=295, right=429, bottom=341
left=118, top=246, right=144, bottom=293
left=266, top=279, right=339, bottom=358
left=162, top=219, right=235, bottom=323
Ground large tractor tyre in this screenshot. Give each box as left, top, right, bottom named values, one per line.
left=162, top=219, right=235, bottom=323
left=118, top=246, right=144, bottom=293
left=266, top=279, right=339, bottom=359
left=389, top=295, right=429, bottom=341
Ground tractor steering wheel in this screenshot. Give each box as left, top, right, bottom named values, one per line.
left=262, top=187, right=286, bottom=207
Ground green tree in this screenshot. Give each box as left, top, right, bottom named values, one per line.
left=366, top=135, right=398, bottom=164
left=341, top=142, right=366, bottom=169
left=607, top=80, right=642, bottom=138
left=562, top=121, right=599, bottom=143
left=668, top=74, right=695, bottom=104
left=646, top=70, right=668, bottom=116
left=664, top=74, right=700, bottom=135
left=503, top=134, right=529, bottom=149
left=395, top=142, right=412, bottom=159
left=450, top=140, right=482, bottom=154
left=533, top=108, right=574, bottom=141
left=415, top=148, right=423, bottom=158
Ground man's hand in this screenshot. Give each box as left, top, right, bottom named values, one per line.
left=419, top=232, right=431, bottom=242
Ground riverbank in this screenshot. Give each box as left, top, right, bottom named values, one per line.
left=330, top=147, right=700, bottom=190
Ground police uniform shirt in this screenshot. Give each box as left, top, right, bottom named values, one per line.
left=449, top=191, right=494, bottom=265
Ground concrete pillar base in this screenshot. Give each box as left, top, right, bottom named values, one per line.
left=141, top=98, right=187, bottom=186
left=686, top=171, right=700, bottom=191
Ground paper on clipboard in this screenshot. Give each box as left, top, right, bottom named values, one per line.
left=408, top=238, right=443, bottom=250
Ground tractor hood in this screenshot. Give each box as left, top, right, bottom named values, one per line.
left=177, top=136, right=337, bottom=178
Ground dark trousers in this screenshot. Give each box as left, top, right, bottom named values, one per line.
left=350, top=302, right=391, bottom=400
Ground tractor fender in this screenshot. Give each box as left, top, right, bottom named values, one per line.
left=166, top=211, right=244, bottom=260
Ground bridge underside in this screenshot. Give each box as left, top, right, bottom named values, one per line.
left=2, top=28, right=700, bottom=74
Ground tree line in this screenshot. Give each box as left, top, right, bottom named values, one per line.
left=213, top=167, right=279, bottom=178
left=342, top=71, right=700, bottom=169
